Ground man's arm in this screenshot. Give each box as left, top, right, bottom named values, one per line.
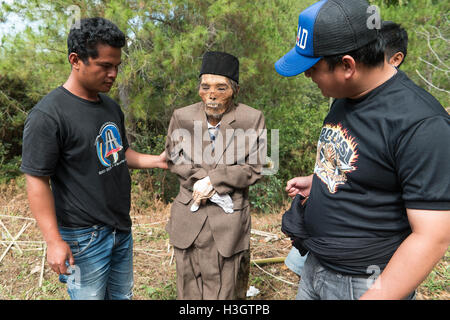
left=25, top=174, right=74, bottom=275
left=360, top=209, right=450, bottom=300
left=125, top=148, right=168, bottom=169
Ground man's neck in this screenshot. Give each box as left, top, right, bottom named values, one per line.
left=63, top=74, right=100, bottom=102
left=348, top=63, right=398, bottom=100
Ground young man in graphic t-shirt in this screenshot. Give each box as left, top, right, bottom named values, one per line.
left=277, top=0, right=450, bottom=300
left=284, top=19, right=410, bottom=279
left=21, top=18, right=167, bottom=300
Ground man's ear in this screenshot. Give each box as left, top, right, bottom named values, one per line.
left=389, top=52, right=405, bottom=68
left=341, top=55, right=356, bottom=80
left=68, top=52, right=81, bottom=70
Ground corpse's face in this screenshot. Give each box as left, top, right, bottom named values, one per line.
left=199, top=74, right=234, bottom=120
left=75, top=44, right=122, bottom=94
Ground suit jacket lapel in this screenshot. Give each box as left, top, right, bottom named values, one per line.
left=190, top=103, right=210, bottom=165
left=190, top=103, right=237, bottom=168
left=214, top=104, right=236, bottom=167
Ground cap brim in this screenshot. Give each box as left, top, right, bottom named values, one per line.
left=275, top=47, right=322, bottom=77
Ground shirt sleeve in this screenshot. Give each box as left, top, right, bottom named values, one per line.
left=119, top=108, right=129, bottom=152
left=395, top=115, right=450, bottom=210
left=20, top=109, right=61, bottom=177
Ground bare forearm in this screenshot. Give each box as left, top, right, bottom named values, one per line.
left=125, top=148, right=167, bottom=169
left=128, top=154, right=161, bottom=168
left=25, top=175, right=76, bottom=274
left=360, top=233, right=449, bottom=299
left=25, top=175, right=62, bottom=244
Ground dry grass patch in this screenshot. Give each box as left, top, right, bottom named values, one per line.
left=0, top=180, right=447, bottom=300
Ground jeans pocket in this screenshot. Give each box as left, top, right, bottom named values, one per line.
left=63, top=231, right=97, bottom=257
left=350, top=276, right=373, bottom=300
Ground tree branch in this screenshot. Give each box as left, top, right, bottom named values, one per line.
left=415, top=69, right=450, bottom=94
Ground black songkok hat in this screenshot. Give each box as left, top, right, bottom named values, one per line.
left=199, top=51, right=239, bottom=83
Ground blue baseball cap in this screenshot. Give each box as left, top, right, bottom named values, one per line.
left=275, top=0, right=379, bottom=77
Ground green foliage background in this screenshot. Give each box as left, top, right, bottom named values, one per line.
left=0, top=0, right=448, bottom=211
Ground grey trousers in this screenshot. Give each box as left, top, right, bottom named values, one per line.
left=173, top=218, right=250, bottom=300
left=296, top=253, right=416, bottom=300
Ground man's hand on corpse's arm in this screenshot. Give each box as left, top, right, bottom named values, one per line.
left=159, top=150, right=168, bottom=169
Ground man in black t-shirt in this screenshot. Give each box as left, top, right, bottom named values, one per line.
left=277, top=0, right=450, bottom=300
left=284, top=19, right=410, bottom=280
left=21, top=18, right=167, bottom=300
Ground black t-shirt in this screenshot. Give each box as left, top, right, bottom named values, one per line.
left=21, top=86, right=132, bottom=231
left=305, top=70, right=450, bottom=275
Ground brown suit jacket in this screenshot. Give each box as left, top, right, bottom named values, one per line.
left=165, top=102, right=266, bottom=257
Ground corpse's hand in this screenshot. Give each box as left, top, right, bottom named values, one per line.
left=191, top=176, right=215, bottom=212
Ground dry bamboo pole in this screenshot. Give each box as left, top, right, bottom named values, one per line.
left=251, top=257, right=286, bottom=265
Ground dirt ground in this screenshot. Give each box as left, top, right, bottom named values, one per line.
left=0, top=181, right=448, bottom=300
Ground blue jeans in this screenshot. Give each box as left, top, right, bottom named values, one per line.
left=58, top=225, right=134, bottom=300
left=285, top=247, right=308, bottom=276
left=296, top=253, right=416, bottom=300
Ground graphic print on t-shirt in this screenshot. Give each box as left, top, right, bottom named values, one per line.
left=95, top=122, right=124, bottom=169
left=314, top=123, right=358, bottom=194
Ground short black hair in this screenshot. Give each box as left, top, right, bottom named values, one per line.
left=381, top=21, right=408, bottom=67
left=323, top=36, right=386, bottom=71
left=67, top=17, right=126, bottom=64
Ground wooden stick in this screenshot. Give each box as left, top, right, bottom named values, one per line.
left=22, top=248, right=45, bottom=252
left=39, top=244, right=46, bottom=287
left=0, top=240, right=44, bottom=244
left=251, top=257, right=286, bottom=265
left=250, top=229, right=279, bottom=242
left=169, top=247, right=174, bottom=266
left=251, top=261, right=298, bottom=287
left=0, top=222, right=31, bottom=262
left=134, top=248, right=164, bottom=253
left=0, top=214, right=36, bottom=221
left=132, top=220, right=168, bottom=227
left=0, top=219, right=23, bottom=253
left=134, top=250, right=165, bottom=258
